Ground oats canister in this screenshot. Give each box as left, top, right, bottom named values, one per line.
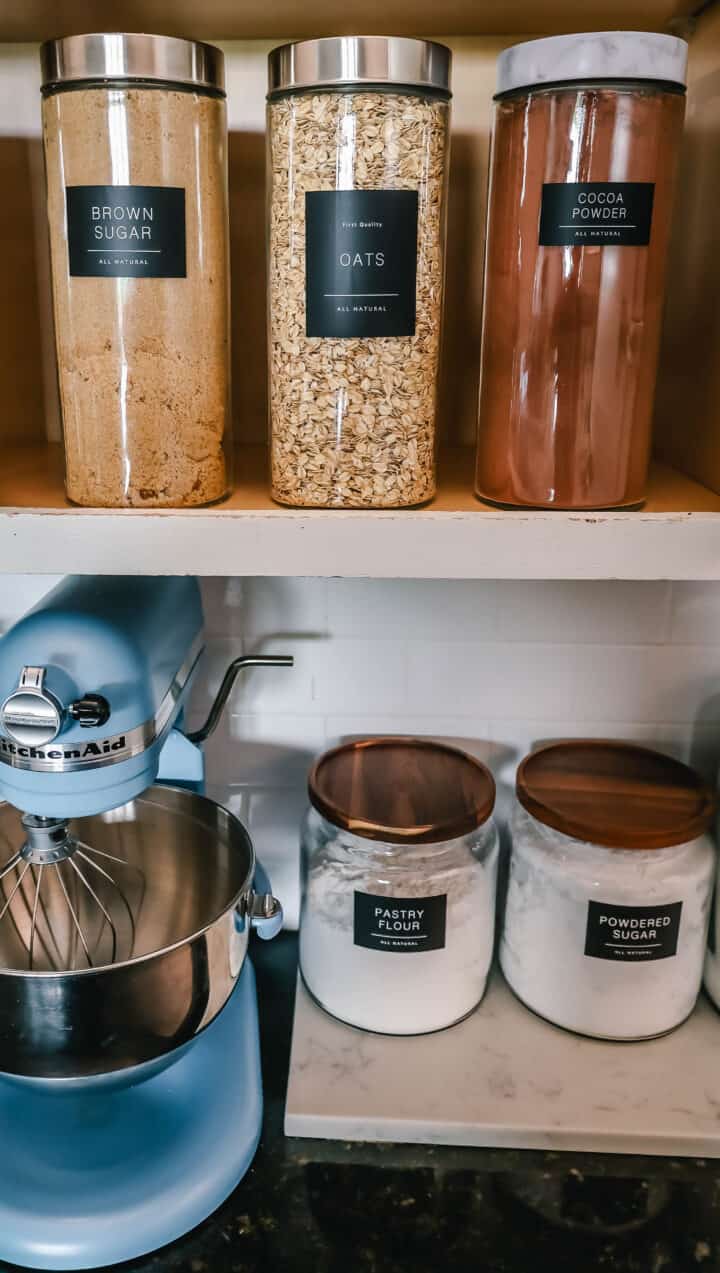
left=41, top=34, right=232, bottom=508
left=501, top=741, right=716, bottom=1041
left=300, top=738, right=499, bottom=1034
left=267, top=38, right=451, bottom=508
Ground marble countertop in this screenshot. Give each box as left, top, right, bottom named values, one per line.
left=7, top=935, right=718, bottom=1273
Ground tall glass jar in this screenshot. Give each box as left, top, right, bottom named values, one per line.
left=300, top=738, right=499, bottom=1034
left=475, top=33, right=687, bottom=510
left=267, top=38, right=451, bottom=508
left=41, top=34, right=232, bottom=508
left=502, top=741, right=716, bottom=1040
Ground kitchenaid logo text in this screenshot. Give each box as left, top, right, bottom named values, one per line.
left=539, top=182, right=655, bottom=247
left=67, top=185, right=186, bottom=278
left=584, top=900, right=682, bottom=962
left=354, top=891, right=447, bottom=953
left=0, top=734, right=128, bottom=764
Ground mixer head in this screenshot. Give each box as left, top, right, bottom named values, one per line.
left=0, top=576, right=293, bottom=977
left=0, top=576, right=205, bottom=819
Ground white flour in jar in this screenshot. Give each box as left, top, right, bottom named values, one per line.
left=501, top=805, right=715, bottom=1040
left=299, top=816, right=499, bottom=1035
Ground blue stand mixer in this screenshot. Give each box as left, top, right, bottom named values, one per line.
left=0, top=576, right=292, bottom=1269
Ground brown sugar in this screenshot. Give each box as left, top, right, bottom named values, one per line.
left=42, top=86, right=231, bottom=508
left=475, top=86, right=685, bottom=510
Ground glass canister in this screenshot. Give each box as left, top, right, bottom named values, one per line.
left=300, top=738, right=499, bottom=1034
left=267, top=37, right=451, bottom=508
left=475, top=33, right=687, bottom=510
left=41, top=34, right=232, bottom=508
left=501, top=741, right=716, bottom=1040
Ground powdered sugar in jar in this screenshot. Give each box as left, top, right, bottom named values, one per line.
left=300, top=738, right=499, bottom=1034
left=501, top=741, right=716, bottom=1041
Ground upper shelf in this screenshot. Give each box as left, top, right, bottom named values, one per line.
left=0, top=0, right=695, bottom=41
left=2, top=443, right=720, bottom=579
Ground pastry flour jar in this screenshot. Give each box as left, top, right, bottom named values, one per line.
left=501, top=741, right=716, bottom=1040
left=299, top=738, right=499, bottom=1034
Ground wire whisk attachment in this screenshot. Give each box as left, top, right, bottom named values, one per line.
left=0, top=815, right=145, bottom=972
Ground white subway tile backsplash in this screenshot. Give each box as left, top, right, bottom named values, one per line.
left=220, top=713, right=324, bottom=787
left=408, top=641, right=720, bottom=725
left=327, top=579, right=497, bottom=641
left=671, top=582, right=720, bottom=645
left=313, top=639, right=409, bottom=713
left=233, top=578, right=328, bottom=639
left=494, top=581, right=672, bottom=645
left=199, top=577, right=246, bottom=636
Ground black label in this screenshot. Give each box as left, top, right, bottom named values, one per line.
left=305, top=190, right=418, bottom=338
left=353, top=891, right=446, bottom=953
left=66, top=185, right=186, bottom=278
left=584, top=900, right=682, bottom=962
left=539, top=182, right=655, bottom=247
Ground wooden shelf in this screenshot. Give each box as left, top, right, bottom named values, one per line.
left=1, top=443, right=720, bottom=579
left=0, top=0, right=696, bottom=41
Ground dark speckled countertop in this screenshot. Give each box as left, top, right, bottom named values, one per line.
left=8, top=934, right=720, bottom=1273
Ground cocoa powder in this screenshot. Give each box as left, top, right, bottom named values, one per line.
left=476, top=85, right=685, bottom=509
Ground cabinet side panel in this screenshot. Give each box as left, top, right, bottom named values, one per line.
left=654, top=6, right=720, bottom=489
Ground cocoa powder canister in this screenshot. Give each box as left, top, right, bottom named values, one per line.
left=40, top=34, right=231, bottom=508
left=475, top=33, right=687, bottom=510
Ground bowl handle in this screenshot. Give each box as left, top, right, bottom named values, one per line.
left=248, top=892, right=284, bottom=940
left=241, top=861, right=283, bottom=940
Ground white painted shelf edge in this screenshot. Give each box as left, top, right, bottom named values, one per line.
left=2, top=506, right=720, bottom=578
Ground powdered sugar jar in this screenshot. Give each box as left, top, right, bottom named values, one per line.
left=501, top=741, right=716, bottom=1041
left=300, top=738, right=499, bottom=1034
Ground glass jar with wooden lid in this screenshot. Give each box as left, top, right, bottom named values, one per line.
left=501, top=740, right=716, bottom=1040
left=300, top=737, right=499, bottom=1034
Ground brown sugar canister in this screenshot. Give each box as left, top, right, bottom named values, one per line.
left=475, top=33, right=687, bottom=510
left=40, top=34, right=231, bottom=508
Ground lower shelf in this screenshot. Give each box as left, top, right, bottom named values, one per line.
left=285, top=972, right=720, bottom=1157
left=2, top=444, right=720, bottom=577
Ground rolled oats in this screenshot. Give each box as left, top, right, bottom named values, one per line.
left=268, top=87, right=449, bottom=508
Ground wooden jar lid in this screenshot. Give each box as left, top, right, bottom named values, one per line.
left=516, top=740, right=717, bottom=849
left=309, top=737, right=496, bottom=845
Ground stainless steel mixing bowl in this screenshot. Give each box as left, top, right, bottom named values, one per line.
left=0, top=786, right=280, bottom=1080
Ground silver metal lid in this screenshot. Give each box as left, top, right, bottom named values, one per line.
left=268, top=36, right=451, bottom=97
left=40, top=33, right=225, bottom=94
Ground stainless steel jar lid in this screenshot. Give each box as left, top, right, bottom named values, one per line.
left=268, top=36, right=451, bottom=97
left=40, top=33, right=225, bottom=95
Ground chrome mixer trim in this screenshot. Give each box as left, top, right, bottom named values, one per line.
left=0, top=637, right=204, bottom=774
